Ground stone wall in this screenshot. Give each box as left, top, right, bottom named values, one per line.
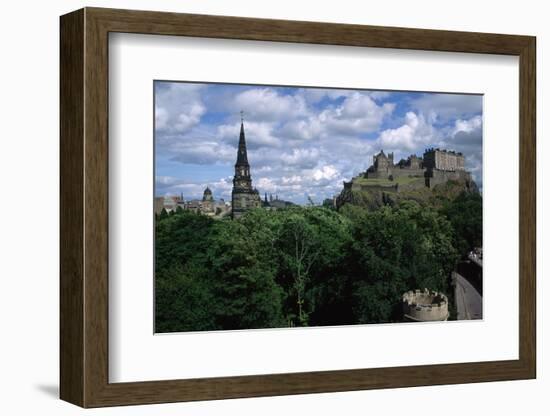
left=391, top=167, right=425, bottom=178
left=426, top=169, right=471, bottom=188
left=402, top=289, right=449, bottom=322
left=366, top=166, right=425, bottom=180
left=354, top=183, right=398, bottom=193
left=231, top=189, right=261, bottom=219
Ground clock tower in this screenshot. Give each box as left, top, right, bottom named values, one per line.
left=231, top=114, right=261, bottom=218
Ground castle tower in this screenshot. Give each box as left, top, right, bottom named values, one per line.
left=371, top=149, right=393, bottom=177
left=231, top=115, right=261, bottom=218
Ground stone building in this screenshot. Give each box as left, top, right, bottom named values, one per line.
left=154, top=196, right=165, bottom=215
left=423, top=148, right=465, bottom=171
left=155, top=187, right=230, bottom=218
left=185, top=187, right=230, bottom=217
left=398, top=154, right=422, bottom=170
left=263, top=193, right=294, bottom=210
left=201, top=186, right=214, bottom=214
left=402, top=289, right=449, bottom=322
left=362, top=148, right=471, bottom=189
left=231, top=119, right=261, bottom=218
left=368, top=150, right=394, bottom=178
left=366, top=150, right=424, bottom=180
left=154, top=194, right=184, bottom=214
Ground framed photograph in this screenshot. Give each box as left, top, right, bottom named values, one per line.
left=60, top=7, right=536, bottom=408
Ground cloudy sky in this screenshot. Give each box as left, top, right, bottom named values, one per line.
left=155, top=81, right=482, bottom=204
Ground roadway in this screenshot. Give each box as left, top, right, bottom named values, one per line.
left=453, top=271, right=482, bottom=320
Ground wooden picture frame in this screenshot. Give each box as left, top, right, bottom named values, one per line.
left=60, top=7, right=536, bottom=408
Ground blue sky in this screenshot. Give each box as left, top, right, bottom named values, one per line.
left=155, top=81, right=482, bottom=204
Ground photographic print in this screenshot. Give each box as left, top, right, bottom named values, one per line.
left=154, top=81, right=483, bottom=333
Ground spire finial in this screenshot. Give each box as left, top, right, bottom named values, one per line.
left=240, top=110, right=244, bottom=123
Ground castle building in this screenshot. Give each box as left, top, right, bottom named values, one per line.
left=423, top=148, right=465, bottom=171
left=366, top=150, right=414, bottom=180
left=231, top=118, right=261, bottom=218
left=362, top=147, right=470, bottom=189
left=372, top=149, right=394, bottom=176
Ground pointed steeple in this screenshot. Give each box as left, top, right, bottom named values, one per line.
left=233, top=113, right=251, bottom=184
left=231, top=111, right=261, bottom=219
left=236, top=113, right=249, bottom=166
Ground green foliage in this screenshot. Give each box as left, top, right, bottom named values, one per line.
left=270, top=208, right=352, bottom=326
left=155, top=197, right=475, bottom=332
left=205, top=218, right=286, bottom=330
left=155, top=263, right=217, bottom=332
left=341, top=201, right=458, bottom=323
left=155, top=210, right=214, bottom=272
left=440, top=192, right=483, bottom=254
left=155, top=209, right=285, bottom=332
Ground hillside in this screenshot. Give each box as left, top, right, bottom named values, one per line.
left=336, top=174, right=479, bottom=211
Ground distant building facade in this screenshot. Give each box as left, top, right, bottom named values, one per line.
left=231, top=119, right=261, bottom=218
left=154, top=194, right=184, bottom=215
left=154, top=196, right=165, bottom=215
left=262, top=193, right=294, bottom=210
left=423, top=148, right=465, bottom=172
left=155, top=187, right=230, bottom=218
left=201, top=186, right=214, bottom=214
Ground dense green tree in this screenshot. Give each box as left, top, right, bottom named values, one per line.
left=342, top=201, right=458, bottom=323
left=289, top=208, right=352, bottom=327
left=155, top=263, right=217, bottom=332
left=240, top=208, right=352, bottom=327
left=155, top=210, right=218, bottom=332
left=155, top=210, right=214, bottom=272
left=440, top=192, right=482, bottom=255
left=155, top=209, right=286, bottom=331
left=205, top=218, right=286, bottom=330
left=154, top=199, right=467, bottom=332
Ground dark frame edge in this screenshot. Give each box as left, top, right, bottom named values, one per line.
left=60, top=8, right=86, bottom=407
left=90, top=360, right=531, bottom=408
left=518, top=36, right=537, bottom=380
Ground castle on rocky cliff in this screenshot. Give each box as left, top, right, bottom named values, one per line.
left=334, top=147, right=477, bottom=209
left=367, top=148, right=466, bottom=181
left=344, top=147, right=471, bottom=192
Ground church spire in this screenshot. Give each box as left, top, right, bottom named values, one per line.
left=231, top=111, right=261, bottom=219
left=236, top=111, right=249, bottom=166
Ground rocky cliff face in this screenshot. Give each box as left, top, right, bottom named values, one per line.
left=336, top=175, right=479, bottom=211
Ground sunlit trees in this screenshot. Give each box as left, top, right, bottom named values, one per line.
left=155, top=195, right=472, bottom=332
left=341, top=201, right=458, bottom=323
